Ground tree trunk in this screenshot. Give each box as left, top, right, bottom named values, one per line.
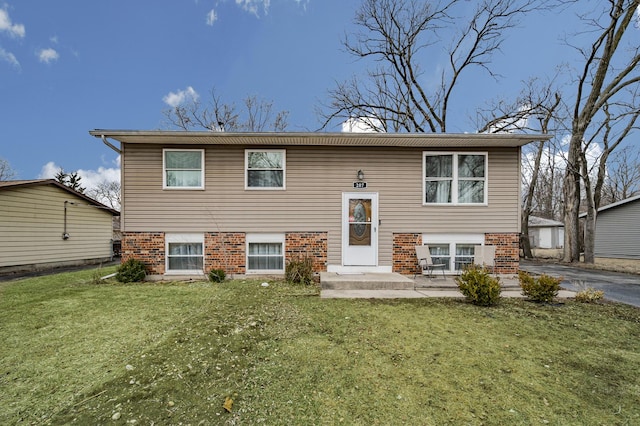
left=583, top=209, right=596, bottom=263
left=521, top=140, right=547, bottom=259
left=520, top=217, right=533, bottom=259
left=562, top=135, right=582, bottom=263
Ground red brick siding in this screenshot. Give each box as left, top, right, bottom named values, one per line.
left=205, top=232, right=246, bottom=275
left=393, top=233, right=422, bottom=275
left=485, top=232, right=520, bottom=274
left=121, top=232, right=165, bottom=275
left=285, top=232, right=328, bottom=273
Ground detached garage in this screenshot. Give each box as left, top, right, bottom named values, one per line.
left=528, top=216, right=564, bottom=249
left=0, top=179, right=119, bottom=275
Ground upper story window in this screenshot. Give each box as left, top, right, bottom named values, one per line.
left=423, top=152, right=487, bottom=205
left=163, top=149, right=204, bottom=189
left=245, top=149, right=286, bottom=190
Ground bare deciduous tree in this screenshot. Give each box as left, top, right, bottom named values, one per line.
left=476, top=77, right=565, bottom=258
left=562, top=0, right=640, bottom=263
left=0, top=158, right=17, bottom=181
left=319, top=0, right=543, bottom=132
left=580, top=100, right=639, bottom=262
left=601, top=145, right=640, bottom=204
left=163, top=88, right=289, bottom=132
left=87, top=179, right=121, bottom=211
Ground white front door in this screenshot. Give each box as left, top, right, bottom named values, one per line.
left=342, top=192, right=378, bottom=266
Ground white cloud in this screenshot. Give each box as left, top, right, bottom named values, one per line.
left=39, top=159, right=121, bottom=207
left=294, top=0, right=310, bottom=11
left=206, top=9, right=218, bottom=26
left=0, top=46, right=19, bottom=68
left=38, top=161, right=60, bottom=180
left=235, top=0, right=270, bottom=17
left=0, top=8, right=25, bottom=38
left=162, top=86, right=199, bottom=107
left=342, top=117, right=385, bottom=133
left=37, top=48, right=59, bottom=64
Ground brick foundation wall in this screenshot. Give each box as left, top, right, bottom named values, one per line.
left=121, top=232, right=165, bottom=275
left=485, top=232, right=520, bottom=274
left=393, top=233, right=422, bottom=275
left=285, top=232, right=328, bottom=273
left=205, top=232, right=246, bottom=275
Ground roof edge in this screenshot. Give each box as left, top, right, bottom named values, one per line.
left=90, top=129, right=552, bottom=140
left=0, top=179, right=119, bottom=215
left=579, top=193, right=640, bottom=217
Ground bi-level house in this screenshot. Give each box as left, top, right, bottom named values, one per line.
left=90, top=130, right=549, bottom=280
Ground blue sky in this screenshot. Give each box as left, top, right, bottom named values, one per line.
left=0, top=0, right=628, bottom=188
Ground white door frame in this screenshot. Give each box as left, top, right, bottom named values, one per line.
left=332, top=192, right=386, bottom=273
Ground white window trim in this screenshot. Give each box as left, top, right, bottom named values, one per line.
left=165, top=233, right=205, bottom=275
left=422, top=233, right=484, bottom=273
left=163, top=148, right=205, bottom=190
left=245, top=149, right=286, bottom=190
left=246, top=233, right=285, bottom=274
left=422, top=152, right=488, bottom=206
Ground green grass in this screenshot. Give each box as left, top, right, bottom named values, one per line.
left=1, top=269, right=639, bottom=425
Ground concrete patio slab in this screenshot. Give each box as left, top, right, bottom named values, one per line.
left=319, top=272, right=577, bottom=300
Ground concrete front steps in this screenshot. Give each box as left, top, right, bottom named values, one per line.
left=320, top=272, right=414, bottom=290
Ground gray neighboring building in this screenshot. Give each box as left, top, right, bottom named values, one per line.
left=589, top=195, right=640, bottom=260
left=528, top=216, right=564, bottom=249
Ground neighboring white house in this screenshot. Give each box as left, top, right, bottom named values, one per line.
left=0, top=179, right=119, bottom=275
left=528, top=216, right=564, bottom=249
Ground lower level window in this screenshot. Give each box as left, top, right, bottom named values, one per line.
left=247, top=234, right=285, bottom=273
left=423, top=234, right=484, bottom=272
left=166, top=234, right=204, bottom=273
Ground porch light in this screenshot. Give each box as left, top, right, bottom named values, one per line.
left=357, top=170, right=365, bottom=181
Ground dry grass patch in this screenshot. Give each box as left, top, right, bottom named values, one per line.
left=1, top=269, right=639, bottom=425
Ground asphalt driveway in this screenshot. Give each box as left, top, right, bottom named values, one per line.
left=520, top=259, right=640, bottom=308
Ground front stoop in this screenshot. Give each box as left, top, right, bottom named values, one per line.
left=320, top=272, right=414, bottom=290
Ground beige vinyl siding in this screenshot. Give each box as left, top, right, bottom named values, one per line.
left=0, top=185, right=113, bottom=268
left=123, top=144, right=521, bottom=266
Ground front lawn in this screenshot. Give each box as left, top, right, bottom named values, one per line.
left=1, top=268, right=639, bottom=425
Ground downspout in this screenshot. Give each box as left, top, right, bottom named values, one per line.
left=99, top=134, right=123, bottom=252
left=101, top=135, right=121, bottom=154
left=63, top=200, right=72, bottom=239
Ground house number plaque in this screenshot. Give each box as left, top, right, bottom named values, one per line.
left=353, top=181, right=367, bottom=189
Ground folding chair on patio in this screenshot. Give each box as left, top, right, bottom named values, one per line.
left=473, top=245, right=496, bottom=273
left=415, top=245, right=446, bottom=279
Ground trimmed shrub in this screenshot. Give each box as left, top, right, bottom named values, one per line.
left=518, top=271, right=561, bottom=303
left=575, top=288, right=605, bottom=303
left=116, top=258, right=147, bottom=283
left=208, top=268, right=226, bottom=283
left=455, top=265, right=501, bottom=306
left=285, top=256, right=314, bottom=285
